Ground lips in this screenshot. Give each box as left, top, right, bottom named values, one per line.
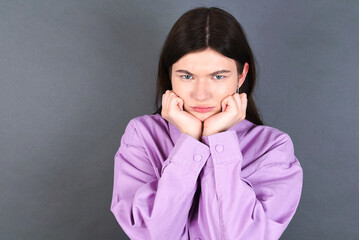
left=192, top=106, right=214, bottom=113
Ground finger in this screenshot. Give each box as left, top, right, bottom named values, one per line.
left=221, top=101, right=226, bottom=112
left=221, top=95, right=236, bottom=112
left=162, top=92, right=166, bottom=108
left=162, top=91, right=169, bottom=111
left=174, top=97, right=183, bottom=111
left=240, top=93, right=248, bottom=117
left=171, top=91, right=184, bottom=110
left=161, top=93, right=168, bottom=116
left=232, top=93, right=242, bottom=109
left=221, top=95, right=230, bottom=111
left=169, top=92, right=183, bottom=111
left=167, top=90, right=176, bottom=105
left=163, top=90, right=172, bottom=111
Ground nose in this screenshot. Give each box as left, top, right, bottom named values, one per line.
left=192, top=79, right=210, bottom=101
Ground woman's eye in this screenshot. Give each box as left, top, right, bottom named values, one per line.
left=180, top=75, right=224, bottom=80
left=181, top=75, right=192, bottom=80
left=214, top=75, right=224, bottom=80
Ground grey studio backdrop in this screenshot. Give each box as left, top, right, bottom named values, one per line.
left=0, top=0, right=358, bottom=239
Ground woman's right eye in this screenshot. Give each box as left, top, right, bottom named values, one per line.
left=180, top=75, right=192, bottom=80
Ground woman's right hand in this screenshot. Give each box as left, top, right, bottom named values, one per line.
left=161, top=90, right=202, bottom=140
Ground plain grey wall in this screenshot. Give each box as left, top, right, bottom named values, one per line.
left=1, top=0, right=358, bottom=239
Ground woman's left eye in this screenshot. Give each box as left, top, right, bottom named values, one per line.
left=181, top=75, right=192, bottom=80
left=214, top=75, right=224, bottom=80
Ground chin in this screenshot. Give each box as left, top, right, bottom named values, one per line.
left=193, top=112, right=214, bottom=121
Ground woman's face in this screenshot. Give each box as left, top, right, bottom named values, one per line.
left=171, top=48, right=249, bottom=122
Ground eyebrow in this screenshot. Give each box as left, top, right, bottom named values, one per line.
left=175, top=69, right=231, bottom=76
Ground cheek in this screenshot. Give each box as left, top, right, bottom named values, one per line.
left=171, top=79, right=183, bottom=93
left=172, top=81, right=188, bottom=96
left=173, top=87, right=187, bottom=100
left=215, top=88, right=231, bottom=100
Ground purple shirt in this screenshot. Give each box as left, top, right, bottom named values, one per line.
left=110, top=113, right=303, bottom=240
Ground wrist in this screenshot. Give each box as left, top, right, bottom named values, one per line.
left=182, top=131, right=201, bottom=141
left=202, top=128, right=214, bottom=137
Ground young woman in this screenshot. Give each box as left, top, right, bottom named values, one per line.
left=110, top=7, right=303, bottom=240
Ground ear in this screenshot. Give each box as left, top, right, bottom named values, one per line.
left=238, top=62, right=249, bottom=88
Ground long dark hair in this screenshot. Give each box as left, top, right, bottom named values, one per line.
left=152, top=7, right=263, bottom=125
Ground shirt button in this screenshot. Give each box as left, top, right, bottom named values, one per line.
left=215, top=144, right=224, bottom=152
left=193, top=154, right=202, bottom=161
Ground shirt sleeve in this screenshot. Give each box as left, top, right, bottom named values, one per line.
left=110, top=119, right=210, bottom=240
left=200, top=130, right=303, bottom=240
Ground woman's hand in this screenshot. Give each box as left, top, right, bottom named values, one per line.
left=161, top=90, right=203, bottom=140
left=202, top=93, right=247, bottom=136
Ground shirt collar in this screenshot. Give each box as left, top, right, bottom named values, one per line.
left=167, top=117, right=254, bottom=145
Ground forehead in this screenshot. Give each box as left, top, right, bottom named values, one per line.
left=172, top=48, right=236, bottom=71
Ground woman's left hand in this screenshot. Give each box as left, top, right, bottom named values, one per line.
left=202, top=92, right=248, bottom=136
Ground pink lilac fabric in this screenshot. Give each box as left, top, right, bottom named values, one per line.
left=110, top=113, right=303, bottom=240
